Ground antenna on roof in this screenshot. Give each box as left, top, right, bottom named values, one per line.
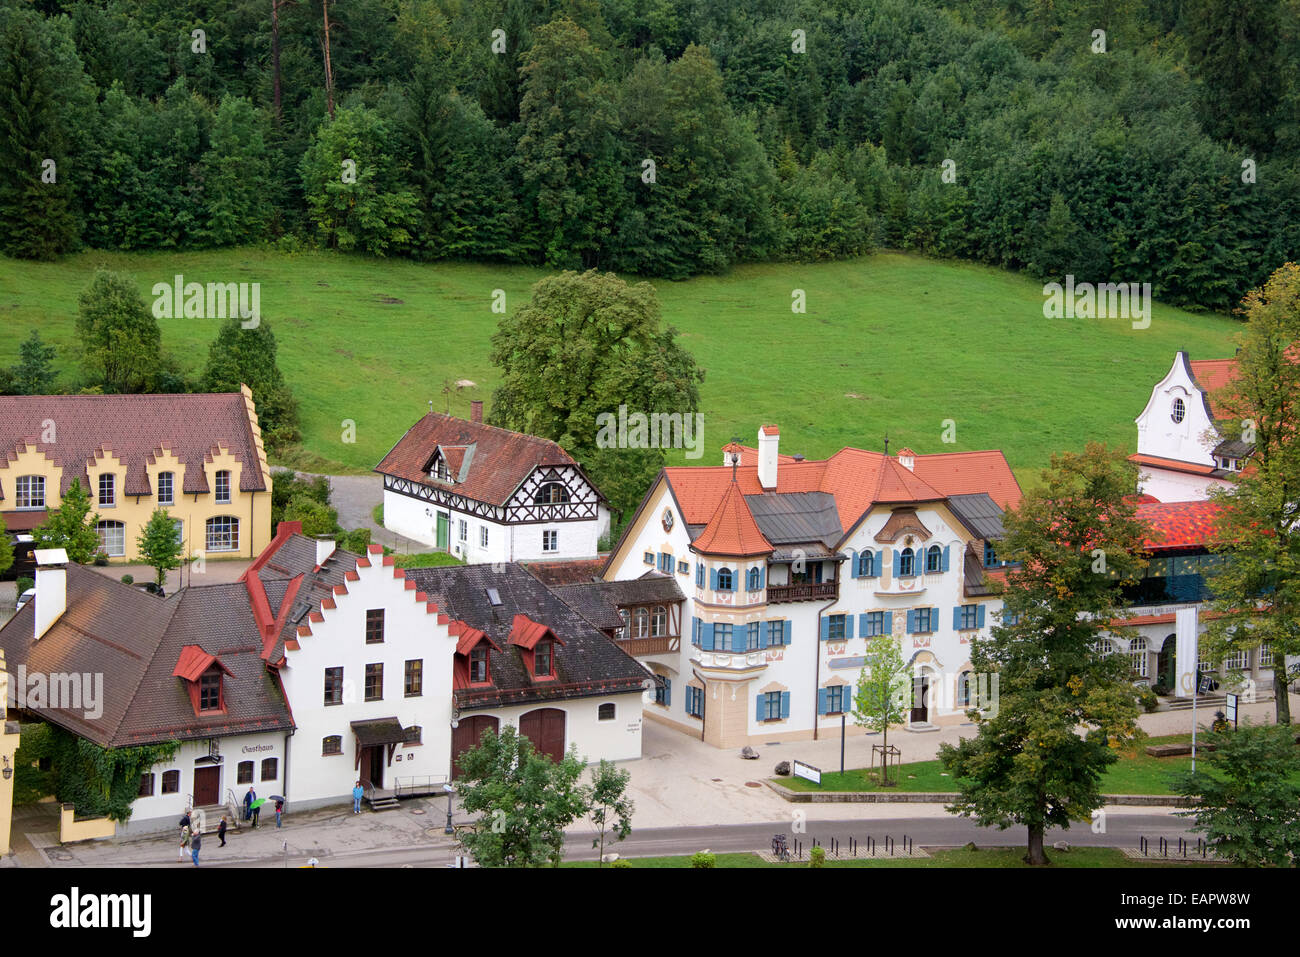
left=730, top=436, right=741, bottom=481
left=428, top=399, right=433, bottom=415
left=883, top=433, right=890, bottom=455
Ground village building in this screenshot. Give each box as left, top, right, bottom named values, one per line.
left=1132, top=351, right=1248, bottom=501
left=0, top=389, right=273, bottom=563
left=599, top=424, right=1024, bottom=748
left=0, top=523, right=648, bottom=835
left=375, top=402, right=610, bottom=563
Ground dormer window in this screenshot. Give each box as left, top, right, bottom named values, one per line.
left=534, top=640, right=553, bottom=677
left=215, top=469, right=231, bottom=504
left=433, top=456, right=449, bottom=481
left=1171, top=398, right=1185, bottom=423
left=98, top=472, right=115, bottom=507
left=469, top=645, right=490, bottom=683
left=199, top=671, right=222, bottom=712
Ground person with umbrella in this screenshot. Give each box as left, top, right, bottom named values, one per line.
left=273, top=796, right=285, bottom=828
left=249, top=796, right=266, bottom=828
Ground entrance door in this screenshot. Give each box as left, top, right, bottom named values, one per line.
left=519, top=708, right=566, bottom=763
left=193, top=766, right=220, bottom=806
left=363, top=745, right=385, bottom=789
left=1157, top=635, right=1176, bottom=689
left=436, top=512, right=449, bottom=550
left=451, top=715, right=500, bottom=779
left=910, top=676, right=930, bottom=723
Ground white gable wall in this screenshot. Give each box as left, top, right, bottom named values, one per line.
left=1135, top=355, right=1220, bottom=467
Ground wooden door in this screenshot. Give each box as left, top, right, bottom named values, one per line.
left=436, top=512, right=449, bottom=549
left=193, top=766, right=220, bottom=806
left=451, top=715, right=499, bottom=779
left=910, top=677, right=929, bottom=723
left=519, top=708, right=566, bottom=763
left=363, top=745, right=385, bottom=788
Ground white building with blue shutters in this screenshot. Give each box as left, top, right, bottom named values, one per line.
left=599, top=426, right=1023, bottom=749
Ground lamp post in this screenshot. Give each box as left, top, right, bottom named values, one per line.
left=443, top=783, right=455, bottom=835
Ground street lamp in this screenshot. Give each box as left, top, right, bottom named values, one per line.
left=443, top=783, right=455, bottom=835
left=1, top=756, right=11, bottom=781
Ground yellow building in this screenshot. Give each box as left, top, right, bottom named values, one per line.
left=0, top=387, right=273, bottom=563
left=0, top=648, right=18, bottom=857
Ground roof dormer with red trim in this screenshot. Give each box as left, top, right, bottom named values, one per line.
left=508, top=613, right=565, bottom=682
left=451, top=621, right=504, bottom=689
left=173, top=645, right=234, bottom=716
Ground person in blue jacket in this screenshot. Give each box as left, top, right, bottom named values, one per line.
left=243, top=786, right=256, bottom=822
left=352, top=781, right=364, bottom=814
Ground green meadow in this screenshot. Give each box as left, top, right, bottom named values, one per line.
left=0, top=249, right=1241, bottom=483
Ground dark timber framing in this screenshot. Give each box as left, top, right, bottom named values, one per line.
left=384, top=464, right=602, bottom=525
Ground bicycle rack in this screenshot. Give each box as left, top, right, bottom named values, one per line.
left=1139, top=836, right=1148, bottom=857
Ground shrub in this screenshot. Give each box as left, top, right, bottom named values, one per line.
left=17, top=576, right=33, bottom=595
left=120, top=574, right=134, bottom=584
left=689, top=851, right=716, bottom=869
left=809, top=845, right=826, bottom=868
left=92, top=551, right=109, bottom=566
left=611, top=858, right=632, bottom=869
left=1138, top=687, right=1160, bottom=713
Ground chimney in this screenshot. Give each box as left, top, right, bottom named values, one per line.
left=33, top=548, right=68, bottom=641
left=758, top=425, right=779, bottom=490
left=315, top=537, right=337, bottom=566
left=471, top=400, right=483, bottom=424
left=897, top=448, right=916, bottom=472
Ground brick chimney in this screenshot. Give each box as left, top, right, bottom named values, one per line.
left=758, top=425, right=779, bottom=490
left=33, top=548, right=68, bottom=641
left=471, top=400, right=483, bottom=424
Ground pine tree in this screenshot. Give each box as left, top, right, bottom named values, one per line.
left=8, top=330, right=58, bottom=394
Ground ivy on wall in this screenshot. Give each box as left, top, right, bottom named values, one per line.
left=47, top=726, right=179, bottom=822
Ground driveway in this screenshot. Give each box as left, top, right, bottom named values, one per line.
left=295, top=473, right=427, bottom=553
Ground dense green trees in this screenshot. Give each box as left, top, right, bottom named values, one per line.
left=76, top=269, right=164, bottom=393
left=201, top=317, right=301, bottom=448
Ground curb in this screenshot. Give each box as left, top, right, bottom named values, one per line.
left=763, top=780, right=1192, bottom=807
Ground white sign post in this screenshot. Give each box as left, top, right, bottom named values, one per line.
left=792, top=760, right=821, bottom=785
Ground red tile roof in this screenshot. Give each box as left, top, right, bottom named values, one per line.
left=1189, top=358, right=1238, bottom=418
left=1129, top=453, right=1218, bottom=477
left=172, top=645, right=232, bottom=682
left=374, top=413, right=590, bottom=506
left=508, top=613, right=564, bottom=650
left=0, top=392, right=267, bottom=498
left=1136, top=500, right=1224, bottom=550
left=691, top=481, right=773, bottom=556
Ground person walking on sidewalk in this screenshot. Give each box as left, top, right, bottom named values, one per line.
left=217, top=816, right=228, bottom=847
left=352, top=781, right=364, bottom=814
left=179, top=824, right=190, bottom=862
left=190, top=829, right=202, bottom=866
left=243, top=786, right=256, bottom=822
left=275, top=799, right=284, bottom=828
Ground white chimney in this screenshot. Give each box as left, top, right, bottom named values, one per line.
left=897, top=447, right=916, bottom=472
left=33, top=548, right=68, bottom=641
left=758, top=425, right=779, bottom=490
left=315, top=537, right=337, bottom=566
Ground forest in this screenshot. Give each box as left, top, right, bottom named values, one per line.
left=2, top=0, right=1297, bottom=311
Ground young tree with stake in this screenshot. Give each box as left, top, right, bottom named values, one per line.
left=852, top=636, right=911, bottom=785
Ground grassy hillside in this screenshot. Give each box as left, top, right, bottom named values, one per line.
left=0, top=249, right=1240, bottom=485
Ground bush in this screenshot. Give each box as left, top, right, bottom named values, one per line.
left=120, top=574, right=134, bottom=585
left=92, top=551, right=108, bottom=566
left=17, top=576, right=33, bottom=595
left=689, top=851, right=716, bottom=869
left=611, top=858, right=632, bottom=869
left=1138, top=687, right=1160, bottom=713
left=371, top=503, right=383, bottom=526
left=809, top=845, right=826, bottom=868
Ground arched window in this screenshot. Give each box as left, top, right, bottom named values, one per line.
left=618, top=608, right=630, bottom=639
left=900, top=548, right=915, bottom=576
left=534, top=482, right=569, bottom=505
left=1171, top=398, right=1185, bottom=423
left=1129, top=637, right=1148, bottom=677
left=1097, top=638, right=1114, bottom=656
left=635, top=608, right=650, bottom=638
left=747, top=567, right=761, bottom=590
left=651, top=606, right=667, bottom=637
left=957, top=672, right=973, bottom=707
left=857, top=551, right=874, bottom=577
left=926, top=545, right=942, bottom=572
left=598, top=703, right=616, bottom=721
left=322, top=735, right=342, bottom=756
left=96, top=520, right=125, bottom=557
left=206, top=516, right=240, bottom=552
left=717, top=567, right=733, bottom=591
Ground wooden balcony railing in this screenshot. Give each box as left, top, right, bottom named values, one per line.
left=617, top=635, right=680, bottom=656
left=766, top=581, right=839, bottom=604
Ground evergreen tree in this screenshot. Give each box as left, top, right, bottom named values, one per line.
left=201, top=317, right=301, bottom=449
left=199, top=96, right=274, bottom=246
left=75, top=270, right=164, bottom=393
left=7, top=330, right=58, bottom=395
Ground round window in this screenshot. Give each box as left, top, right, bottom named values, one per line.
left=1171, top=398, right=1185, bottom=423
left=661, top=508, right=674, bottom=532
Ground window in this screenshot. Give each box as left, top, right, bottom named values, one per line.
left=900, top=547, right=915, bottom=576
left=469, top=645, right=489, bottom=683
left=747, top=567, right=761, bottom=590
left=864, top=611, right=888, bottom=637
left=598, top=703, right=616, bottom=721
left=658, top=552, right=672, bottom=573
left=206, top=516, right=239, bottom=552
left=926, top=545, right=942, bottom=573
left=1223, top=649, right=1248, bottom=671
left=172, top=519, right=184, bottom=548
left=1259, top=645, right=1274, bottom=667
left=15, top=475, right=44, bottom=509
left=404, top=726, right=423, bottom=746
left=644, top=551, right=655, bottom=565
left=653, top=677, right=670, bottom=706
left=405, top=659, right=423, bottom=697
left=1097, top=638, right=1114, bottom=656
left=958, top=604, right=979, bottom=630
left=984, top=542, right=999, bottom=568
left=543, top=530, right=558, bottom=552
left=678, top=560, right=689, bottom=575
left=912, top=608, right=936, bottom=633
left=762, top=691, right=784, bottom=722
left=825, top=685, right=847, bottom=714
left=651, top=605, right=667, bottom=637
left=768, top=620, right=789, bottom=646
left=634, top=608, right=650, bottom=638
left=96, top=520, right=126, bottom=557
left=1171, top=397, right=1185, bottom=423
left=157, top=471, right=174, bottom=506
left=857, top=551, right=874, bottom=577
left=261, top=758, right=278, bottom=782
left=214, top=470, right=231, bottom=504
left=696, top=564, right=705, bottom=587
left=237, top=761, right=254, bottom=785
left=324, top=667, right=343, bottom=705
left=98, top=472, right=115, bottom=507
left=480, top=526, right=488, bottom=548
left=322, top=735, right=342, bottom=756
left=715, top=623, right=732, bottom=650
left=138, top=773, right=155, bottom=797
left=1129, top=638, right=1148, bottom=678
left=685, top=686, right=703, bottom=718
left=826, top=614, right=846, bottom=641
left=365, top=663, right=383, bottom=701
left=365, top=609, right=385, bottom=644
left=433, top=456, right=449, bottom=481
left=534, top=482, right=569, bottom=504
left=717, top=567, right=733, bottom=591
left=199, top=671, right=221, bottom=711
left=161, top=770, right=180, bottom=794
left=957, top=672, right=973, bottom=707
left=618, top=609, right=631, bottom=640
left=534, top=640, right=553, bottom=677
left=458, top=519, right=467, bottom=542
left=747, top=621, right=761, bottom=651
left=1003, top=610, right=1022, bottom=627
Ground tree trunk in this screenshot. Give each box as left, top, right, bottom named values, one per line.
left=1275, top=669, right=1291, bottom=725
left=881, top=726, right=889, bottom=786
left=1025, top=824, right=1050, bottom=865
left=321, top=0, right=335, bottom=120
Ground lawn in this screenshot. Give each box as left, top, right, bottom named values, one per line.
left=775, top=734, right=1215, bottom=796
left=563, top=847, right=1213, bottom=868
left=0, top=248, right=1241, bottom=483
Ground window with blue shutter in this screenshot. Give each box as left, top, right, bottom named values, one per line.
left=701, top=622, right=714, bottom=651
left=926, top=545, right=940, bottom=572
left=820, top=618, right=831, bottom=641
left=857, top=550, right=875, bottom=577
left=900, top=548, right=915, bottom=576
left=696, top=564, right=705, bottom=587
left=644, top=551, right=654, bottom=565
left=906, top=609, right=916, bottom=633
left=717, top=567, right=734, bottom=591
left=941, top=546, right=950, bottom=572
left=953, top=606, right=963, bottom=630
left=826, top=614, right=846, bottom=641
left=958, top=605, right=978, bottom=630
left=780, top=692, right=790, bottom=719
left=747, top=567, right=761, bottom=590
left=845, top=614, right=855, bottom=640
left=709, top=567, right=718, bottom=590
left=715, top=623, right=732, bottom=652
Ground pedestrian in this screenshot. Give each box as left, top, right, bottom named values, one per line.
left=191, top=829, right=202, bottom=866
left=243, top=786, right=256, bottom=822
left=251, top=800, right=261, bottom=829
left=352, top=781, right=364, bottom=814
left=217, top=816, right=227, bottom=847
left=179, top=824, right=190, bottom=862
left=275, top=798, right=284, bottom=828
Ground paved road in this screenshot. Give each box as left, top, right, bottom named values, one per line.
left=295, top=472, right=427, bottom=552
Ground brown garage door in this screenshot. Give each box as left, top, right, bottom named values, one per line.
left=451, top=715, right=499, bottom=780
left=519, top=708, right=566, bottom=764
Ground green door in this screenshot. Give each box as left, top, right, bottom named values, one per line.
left=436, top=512, right=449, bottom=549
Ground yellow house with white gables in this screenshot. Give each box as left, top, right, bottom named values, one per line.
left=0, top=388, right=273, bottom=562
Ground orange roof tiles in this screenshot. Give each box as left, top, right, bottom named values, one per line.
left=1189, top=358, right=1239, bottom=419
left=1136, top=500, right=1224, bottom=550
left=691, top=481, right=773, bottom=556
left=1129, top=453, right=1218, bottom=477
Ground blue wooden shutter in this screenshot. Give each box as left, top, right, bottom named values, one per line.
left=849, top=549, right=859, bottom=578
left=759, top=566, right=766, bottom=589
left=875, top=550, right=884, bottom=576
left=732, top=625, right=745, bottom=654
left=664, top=678, right=671, bottom=707
left=709, top=568, right=717, bottom=590
left=858, top=613, right=869, bottom=636
left=818, top=689, right=828, bottom=715
left=953, top=606, right=962, bottom=630
left=691, top=615, right=699, bottom=643
left=977, top=604, right=986, bottom=628
left=844, top=683, right=853, bottom=709
left=760, top=622, right=771, bottom=649
left=701, top=622, right=714, bottom=651
left=780, top=693, right=791, bottom=719
left=906, top=609, right=916, bottom=634
left=941, top=546, right=950, bottom=572
left=755, top=695, right=764, bottom=723
left=845, top=614, right=855, bottom=639
left=884, top=611, right=893, bottom=634
left=820, top=618, right=830, bottom=641
left=892, top=549, right=901, bottom=577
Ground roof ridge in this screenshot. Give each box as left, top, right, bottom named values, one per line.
left=421, top=412, right=574, bottom=458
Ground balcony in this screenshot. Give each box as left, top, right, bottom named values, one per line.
left=766, top=581, right=839, bottom=604
left=696, top=650, right=771, bottom=671
left=617, top=635, right=679, bottom=656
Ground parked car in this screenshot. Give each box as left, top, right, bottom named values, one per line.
left=15, top=588, right=35, bottom=611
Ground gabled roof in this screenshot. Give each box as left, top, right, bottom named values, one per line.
left=690, top=481, right=773, bottom=557
left=0, top=391, right=268, bottom=498
left=508, top=613, right=564, bottom=650
left=172, top=645, right=233, bottom=682
left=550, top=574, right=686, bottom=632
left=1189, top=358, right=1239, bottom=419
left=451, top=622, right=502, bottom=657
left=1136, top=500, right=1224, bottom=551
left=374, top=413, right=596, bottom=507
